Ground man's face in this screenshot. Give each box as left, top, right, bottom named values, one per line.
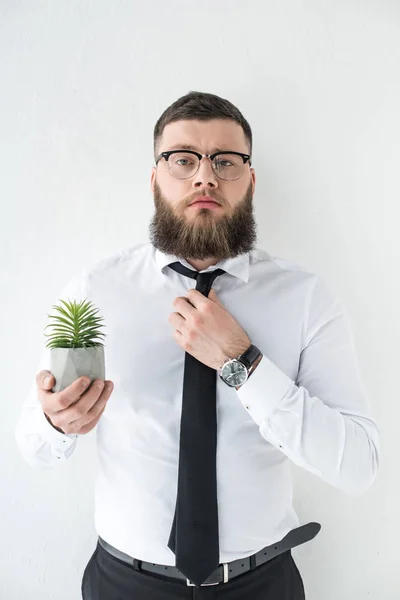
left=149, top=118, right=257, bottom=261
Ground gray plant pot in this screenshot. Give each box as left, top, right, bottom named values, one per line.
left=50, top=346, right=105, bottom=393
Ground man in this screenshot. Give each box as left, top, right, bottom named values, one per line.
left=16, top=91, right=380, bottom=599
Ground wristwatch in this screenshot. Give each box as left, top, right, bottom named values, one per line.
left=218, top=344, right=262, bottom=388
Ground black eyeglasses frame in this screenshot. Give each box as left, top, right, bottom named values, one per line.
left=155, top=149, right=252, bottom=168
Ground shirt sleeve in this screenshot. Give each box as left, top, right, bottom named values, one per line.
left=236, top=274, right=381, bottom=497
left=15, top=269, right=89, bottom=468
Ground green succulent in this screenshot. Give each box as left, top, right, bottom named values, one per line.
left=44, top=298, right=106, bottom=350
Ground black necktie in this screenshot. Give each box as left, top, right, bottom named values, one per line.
left=167, top=261, right=227, bottom=587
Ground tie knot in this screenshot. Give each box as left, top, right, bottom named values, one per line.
left=167, top=261, right=226, bottom=297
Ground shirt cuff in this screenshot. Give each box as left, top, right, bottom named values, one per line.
left=37, top=407, right=78, bottom=457
left=236, top=355, right=294, bottom=426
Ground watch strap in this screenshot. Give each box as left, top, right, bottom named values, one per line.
left=238, top=344, right=262, bottom=370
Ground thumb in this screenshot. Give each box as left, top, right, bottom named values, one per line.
left=209, top=288, right=223, bottom=306
left=42, top=371, right=54, bottom=388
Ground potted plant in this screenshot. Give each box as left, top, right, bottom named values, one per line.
left=44, top=298, right=107, bottom=393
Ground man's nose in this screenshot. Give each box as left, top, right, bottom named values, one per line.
left=192, top=157, right=218, bottom=188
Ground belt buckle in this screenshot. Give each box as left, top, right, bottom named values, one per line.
left=186, top=563, right=229, bottom=586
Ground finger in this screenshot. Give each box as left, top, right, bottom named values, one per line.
left=79, top=404, right=107, bottom=435
left=37, top=370, right=55, bottom=390
left=57, top=377, right=92, bottom=409
left=61, top=382, right=113, bottom=433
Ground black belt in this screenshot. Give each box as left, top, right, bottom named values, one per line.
left=98, top=522, right=321, bottom=587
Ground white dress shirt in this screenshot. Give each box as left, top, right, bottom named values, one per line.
left=15, top=241, right=380, bottom=565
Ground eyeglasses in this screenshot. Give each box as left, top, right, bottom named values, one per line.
left=155, top=150, right=251, bottom=181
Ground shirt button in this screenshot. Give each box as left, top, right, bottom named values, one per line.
left=245, top=404, right=250, bottom=410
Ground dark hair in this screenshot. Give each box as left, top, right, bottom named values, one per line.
left=153, top=91, right=252, bottom=160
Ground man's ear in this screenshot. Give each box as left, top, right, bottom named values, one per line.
left=150, top=167, right=156, bottom=192
left=250, top=167, right=256, bottom=195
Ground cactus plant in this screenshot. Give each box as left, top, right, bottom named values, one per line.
left=44, top=298, right=107, bottom=393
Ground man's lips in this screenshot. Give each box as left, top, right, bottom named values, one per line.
left=189, top=196, right=220, bottom=206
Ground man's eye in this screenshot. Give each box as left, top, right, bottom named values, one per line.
left=215, top=160, right=233, bottom=167
left=176, top=159, right=193, bottom=166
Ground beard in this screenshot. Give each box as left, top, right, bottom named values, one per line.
left=148, top=180, right=258, bottom=261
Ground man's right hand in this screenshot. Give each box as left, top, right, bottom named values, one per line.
left=36, top=371, right=114, bottom=435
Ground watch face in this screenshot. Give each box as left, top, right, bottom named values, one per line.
left=221, top=360, right=247, bottom=387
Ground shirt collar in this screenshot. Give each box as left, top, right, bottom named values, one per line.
left=153, top=245, right=250, bottom=283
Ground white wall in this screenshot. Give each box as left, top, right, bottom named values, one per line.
left=2, top=1, right=398, bottom=598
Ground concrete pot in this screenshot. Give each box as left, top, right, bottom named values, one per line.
left=50, top=346, right=105, bottom=393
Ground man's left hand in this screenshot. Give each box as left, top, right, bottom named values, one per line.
left=169, top=288, right=251, bottom=371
